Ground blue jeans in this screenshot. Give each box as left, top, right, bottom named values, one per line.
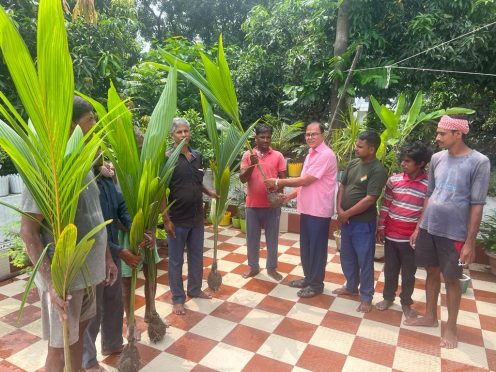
left=300, top=214, right=331, bottom=292
left=340, top=221, right=376, bottom=303
left=167, top=224, right=205, bottom=304
left=246, top=207, right=281, bottom=271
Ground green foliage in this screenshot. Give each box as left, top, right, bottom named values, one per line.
left=330, top=105, right=366, bottom=169
left=487, top=170, right=496, bottom=198
left=262, top=114, right=304, bottom=158
left=370, top=92, right=475, bottom=175
left=0, top=0, right=111, bottom=366
left=136, top=0, right=269, bottom=46
left=0, top=147, right=7, bottom=165
left=1, top=226, right=31, bottom=274
left=478, top=211, right=496, bottom=253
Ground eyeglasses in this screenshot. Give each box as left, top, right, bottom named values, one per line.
left=305, top=132, right=322, bottom=139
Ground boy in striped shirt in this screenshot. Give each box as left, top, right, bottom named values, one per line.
left=376, top=141, right=432, bottom=318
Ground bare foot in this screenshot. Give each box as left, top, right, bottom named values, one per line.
left=332, top=287, right=359, bottom=296
left=173, top=303, right=186, bottom=315
left=357, top=301, right=372, bottom=313
left=440, top=328, right=458, bottom=349
left=403, top=316, right=438, bottom=327
left=187, top=290, right=212, bottom=300
left=242, top=269, right=260, bottom=279
left=267, top=269, right=283, bottom=281
left=401, top=305, right=419, bottom=319
left=375, top=300, right=393, bottom=311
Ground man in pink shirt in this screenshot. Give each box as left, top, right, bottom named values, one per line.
left=240, top=123, right=287, bottom=281
left=265, top=122, right=337, bottom=298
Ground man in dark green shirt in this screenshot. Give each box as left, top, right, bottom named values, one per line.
left=333, top=131, right=388, bottom=313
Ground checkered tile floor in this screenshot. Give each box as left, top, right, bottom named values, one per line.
left=0, top=226, right=495, bottom=371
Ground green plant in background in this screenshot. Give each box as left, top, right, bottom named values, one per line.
left=329, top=104, right=366, bottom=169
left=1, top=223, right=31, bottom=274
left=478, top=211, right=496, bottom=253
left=487, top=170, right=496, bottom=198
left=0, top=147, right=7, bottom=167
left=149, top=35, right=254, bottom=291
left=262, top=114, right=304, bottom=158
left=0, top=1, right=110, bottom=370
left=370, top=92, right=475, bottom=175
left=80, top=74, right=183, bottom=368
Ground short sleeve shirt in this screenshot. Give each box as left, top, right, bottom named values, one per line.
left=341, top=158, right=388, bottom=222
left=241, top=147, right=286, bottom=208
left=296, top=142, right=338, bottom=218
left=420, top=150, right=490, bottom=241
left=167, top=149, right=205, bottom=227
left=21, top=171, right=107, bottom=292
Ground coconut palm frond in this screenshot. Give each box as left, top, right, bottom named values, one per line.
left=0, top=1, right=109, bottom=370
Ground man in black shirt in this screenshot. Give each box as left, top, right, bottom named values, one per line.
left=163, top=117, right=218, bottom=315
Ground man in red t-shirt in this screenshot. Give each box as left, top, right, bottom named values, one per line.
left=240, top=123, right=286, bottom=281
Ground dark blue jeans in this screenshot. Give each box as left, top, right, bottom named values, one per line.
left=340, top=220, right=376, bottom=303
left=167, top=224, right=205, bottom=304
left=300, top=213, right=331, bottom=292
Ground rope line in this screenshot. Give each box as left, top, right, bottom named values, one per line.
left=392, top=20, right=496, bottom=66
left=349, top=65, right=496, bottom=78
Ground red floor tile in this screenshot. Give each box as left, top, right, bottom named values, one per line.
left=156, top=273, right=169, bottom=285
left=203, top=256, right=213, bottom=268
left=324, top=271, right=346, bottom=284
left=166, top=332, right=217, bottom=363
left=440, top=359, right=487, bottom=372
left=486, top=349, right=496, bottom=372
left=210, top=301, right=252, bottom=323
left=274, top=317, right=318, bottom=343
left=215, top=235, right=232, bottom=242
left=155, top=290, right=172, bottom=303
left=222, top=324, right=270, bottom=352
left=349, top=336, right=396, bottom=367
left=242, top=354, right=292, bottom=372
left=479, top=314, right=496, bottom=332
left=134, top=294, right=146, bottom=310
left=230, top=264, right=250, bottom=276
left=298, top=293, right=334, bottom=310
left=222, top=252, right=247, bottom=264
left=473, top=289, right=496, bottom=304
left=331, top=255, right=341, bottom=264
left=397, top=328, right=440, bottom=357
left=0, top=329, right=40, bottom=358
left=375, top=281, right=385, bottom=293
left=165, top=310, right=206, bottom=331
left=0, top=305, right=41, bottom=328
left=243, top=278, right=277, bottom=294
left=321, top=311, right=362, bottom=334
left=440, top=294, right=478, bottom=313
left=217, top=242, right=241, bottom=252
left=0, top=360, right=26, bottom=372
left=297, top=344, right=347, bottom=372
left=210, top=284, right=239, bottom=301
left=285, top=247, right=301, bottom=256
left=279, top=238, right=298, bottom=246
left=469, top=270, right=496, bottom=282
left=12, top=287, right=39, bottom=304
left=192, top=365, right=218, bottom=372
left=275, top=261, right=296, bottom=274
left=256, top=296, right=295, bottom=316
left=364, top=307, right=403, bottom=327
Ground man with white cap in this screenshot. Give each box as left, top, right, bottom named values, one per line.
left=405, top=115, right=490, bottom=349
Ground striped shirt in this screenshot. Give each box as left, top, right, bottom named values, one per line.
left=378, top=171, right=428, bottom=242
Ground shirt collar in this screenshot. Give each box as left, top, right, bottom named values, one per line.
left=309, top=141, right=326, bottom=155
left=402, top=170, right=427, bottom=182
left=254, top=146, right=273, bottom=157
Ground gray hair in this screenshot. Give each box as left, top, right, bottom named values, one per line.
left=171, top=117, right=190, bottom=134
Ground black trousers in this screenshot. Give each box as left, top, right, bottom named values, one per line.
left=383, top=239, right=416, bottom=306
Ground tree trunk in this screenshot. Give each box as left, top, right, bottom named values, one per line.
left=328, top=0, right=350, bottom=128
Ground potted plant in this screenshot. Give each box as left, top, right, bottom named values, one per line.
left=478, top=210, right=496, bottom=275
left=238, top=204, right=246, bottom=233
